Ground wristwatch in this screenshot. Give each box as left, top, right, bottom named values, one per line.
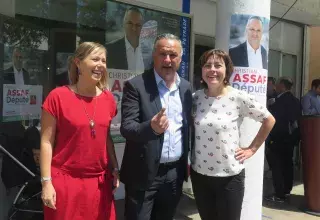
left=41, top=177, right=52, bottom=183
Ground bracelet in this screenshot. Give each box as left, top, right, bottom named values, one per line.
left=41, top=177, right=52, bottom=183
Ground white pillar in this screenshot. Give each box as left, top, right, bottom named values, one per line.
left=215, top=1, right=271, bottom=220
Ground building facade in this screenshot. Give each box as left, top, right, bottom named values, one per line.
left=0, top=0, right=319, bottom=219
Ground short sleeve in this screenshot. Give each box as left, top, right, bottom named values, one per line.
left=106, top=90, right=117, bottom=118
left=111, top=98, right=117, bottom=118
left=42, top=88, right=60, bottom=118
left=239, top=92, right=270, bottom=122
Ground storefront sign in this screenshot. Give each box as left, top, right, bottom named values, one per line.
left=2, top=84, right=43, bottom=122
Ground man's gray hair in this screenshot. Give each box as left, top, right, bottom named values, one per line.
left=246, top=16, right=263, bottom=29
left=123, top=7, right=143, bottom=23
left=153, top=33, right=183, bottom=56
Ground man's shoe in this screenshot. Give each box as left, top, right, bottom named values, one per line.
left=264, top=195, right=285, bottom=203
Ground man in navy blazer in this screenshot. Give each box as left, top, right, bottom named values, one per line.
left=229, top=16, right=268, bottom=70
left=120, top=34, right=192, bottom=220
left=265, top=77, right=301, bottom=202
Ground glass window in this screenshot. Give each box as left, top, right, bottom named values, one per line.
left=268, top=50, right=299, bottom=96
left=282, top=53, right=297, bottom=79
left=268, top=49, right=280, bottom=79
left=282, top=53, right=298, bottom=95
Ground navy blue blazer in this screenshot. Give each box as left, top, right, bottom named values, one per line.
left=120, top=69, right=192, bottom=190
left=106, top=37, right=128, bottom=70
left=229, top=42, right=268, bottom=70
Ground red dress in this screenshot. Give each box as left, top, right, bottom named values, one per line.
left=42, top=86, right=117, bottom=220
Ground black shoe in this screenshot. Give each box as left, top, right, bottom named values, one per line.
left=264, top=195, right=285, bottom=203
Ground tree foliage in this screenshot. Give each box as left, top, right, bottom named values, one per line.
left=2, top=19, right=48, bottom=49
left=2, top=0, right=49, bottom=49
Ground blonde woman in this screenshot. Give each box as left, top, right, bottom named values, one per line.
left=40, top=42, right=119, bottom=220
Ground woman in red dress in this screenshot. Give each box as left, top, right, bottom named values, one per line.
left=40, top=42, right=119, bottom=220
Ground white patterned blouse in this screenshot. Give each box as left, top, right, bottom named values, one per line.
left=191, top=87, right=270, bottom=177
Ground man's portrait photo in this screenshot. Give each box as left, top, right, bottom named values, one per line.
left=107, top=7, right=145, bottom=71
left=3, top=47, right=30, bottom=85
left=229, top=15, right=269, bottom=70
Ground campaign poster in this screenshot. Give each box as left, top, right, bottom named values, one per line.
left=229, top=14, right=269, bottom=105
left=2, top=84, right=43, bottom=122
left=3, top=46, right=47, bottom=86
left=105, top=1, right=191, bottom=79
left=104, top=1, right=192, bottom=142
left=229, top=14, right=269, bottom=69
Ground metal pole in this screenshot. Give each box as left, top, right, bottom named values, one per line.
left=0, top=145, right=35, bottom=177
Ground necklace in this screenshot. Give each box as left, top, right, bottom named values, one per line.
left=76, top=84, right=98, bottom=138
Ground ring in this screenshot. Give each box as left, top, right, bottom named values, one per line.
left=44, top=202, right=49, bottom=206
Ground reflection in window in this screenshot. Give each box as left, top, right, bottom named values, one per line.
left=2, top=18, right=49, bottom=86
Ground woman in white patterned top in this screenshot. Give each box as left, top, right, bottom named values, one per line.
left=191, top=49, right=275, bottom=220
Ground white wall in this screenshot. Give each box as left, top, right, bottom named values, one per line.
left=190, top=0, right=216, bottom=37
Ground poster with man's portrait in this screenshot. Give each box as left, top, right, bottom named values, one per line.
left=105, top=1, right=190, bottom=73
left=228, top=14, right=270, bottom=104
left=102, top=1, right=191, bottom=142
left=3, top=46, right=46, bottom=86
left=229, top=14, right=270, bottom=70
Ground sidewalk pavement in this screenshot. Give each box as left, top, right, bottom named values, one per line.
left=115, top=172, right=319, bottom=220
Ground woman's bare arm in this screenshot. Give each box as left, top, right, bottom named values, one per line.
left=40, top=110, right=56, bottom=182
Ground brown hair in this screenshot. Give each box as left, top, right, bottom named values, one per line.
left=198, top=49, right=234, bottom=87
left=311, top=78, right=320, bottom=89
left=68, top=42, right=108, bottom=90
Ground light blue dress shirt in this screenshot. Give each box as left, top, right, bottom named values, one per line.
left=154, top=70, right=183, bottom=163
left=302, top=90, right=320, bottom=115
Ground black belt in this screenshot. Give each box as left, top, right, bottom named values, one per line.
left=159, top=160, right=181, bottom=169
